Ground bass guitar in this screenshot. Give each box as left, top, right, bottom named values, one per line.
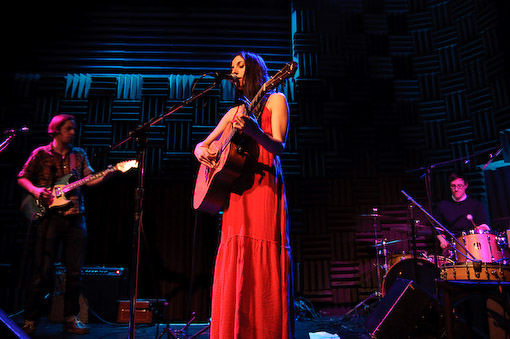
left=22, top=159, right=138, bottom=220
left=193, top=61, right=297, bottom=214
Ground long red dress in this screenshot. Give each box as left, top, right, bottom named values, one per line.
left=209, top=104, right=294, bottom=339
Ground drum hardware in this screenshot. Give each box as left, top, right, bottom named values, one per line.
left=472, top=260, right=482, bottom=278
left=359, top=208, right=405, bottom=299
left=496, top=233, right=507, bottom=249
left=364, top=207, right=384, bottom=299
left=372, top=239, right=411, bottom=275
left=371, top=239, right=407, bottom=247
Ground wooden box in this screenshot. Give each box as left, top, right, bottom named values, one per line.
left=117, top=300, right=153, bottom=323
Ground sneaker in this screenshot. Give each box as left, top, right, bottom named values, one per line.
left=22, top=320, right=35, bottom=335
left=63, top=315, right=90, bottom=335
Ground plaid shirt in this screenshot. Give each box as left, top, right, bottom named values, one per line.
left=18, top=143, right=94, bottom=215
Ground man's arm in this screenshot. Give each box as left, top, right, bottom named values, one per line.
left=18, top=177, right=53, bottom=205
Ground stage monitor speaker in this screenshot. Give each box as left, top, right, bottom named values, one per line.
left=365, top=278, right=441, bottom=339
left=0, top=308, right=29, bottom=339
left=50, top=266, right=128, bottom=323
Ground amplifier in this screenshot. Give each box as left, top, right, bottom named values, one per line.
left=51, top=266, right=128, bottom=323
left=55, top=265, right=127, bottom=277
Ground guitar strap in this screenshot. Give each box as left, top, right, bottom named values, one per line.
left=69, top=150, right=77, bottom=177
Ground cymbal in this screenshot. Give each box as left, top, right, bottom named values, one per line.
left=371, top=239, right=409, bottom=247
left=358, top=213, right=400, bottom=221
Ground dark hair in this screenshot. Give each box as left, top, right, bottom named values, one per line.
left=448, top=172, right=468, bottom=185
left=233, top=51, right=270, bottom=101
left=48, top=114, right=76, bottom=136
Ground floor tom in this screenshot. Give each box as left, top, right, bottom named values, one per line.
left=456, top=231, right=502, bottom=263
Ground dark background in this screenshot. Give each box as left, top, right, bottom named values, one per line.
left=1, top=0, right=509, bottom=321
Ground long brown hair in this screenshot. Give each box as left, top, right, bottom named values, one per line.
left=233, top=51, right=270, bottom=101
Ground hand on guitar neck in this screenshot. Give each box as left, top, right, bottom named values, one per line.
left=232, top=106, right=262, bottom=139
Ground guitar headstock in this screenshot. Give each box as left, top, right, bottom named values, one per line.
left=247, top=61, right=298, bottom=112
left=114, top=159, right=139, bottom=173
left=265, top=61, right=298, bottom=91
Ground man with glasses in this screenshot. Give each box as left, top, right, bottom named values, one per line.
left=435, top=172, right=490, bottom=251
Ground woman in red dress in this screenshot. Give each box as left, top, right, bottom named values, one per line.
left=194, top=51, right=294, bottom=339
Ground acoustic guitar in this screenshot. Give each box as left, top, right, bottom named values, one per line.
left=193, top=61, right=297, bottom=214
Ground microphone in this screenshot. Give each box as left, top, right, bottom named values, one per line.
left=466, top=214, right=477, bottom=228
left=482, top=147, right=503, bottom=170
left=203, top=72, right=239, bottom=85
left=4, top=126, right=29, bottom=135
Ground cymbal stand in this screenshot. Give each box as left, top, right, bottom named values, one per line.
left=344, top=218, right=384, bottom=319
left=345, top=208, right=383, bottom=319
left=381, top=240, right=389, bottom=275
left=371, top=208, right=383, bottom=299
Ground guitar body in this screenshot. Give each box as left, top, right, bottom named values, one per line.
left=20, top=159, right=138, bottom=221
left=21, top=194, right=46, bottom=221
left=21, top=174, right=76, bottom=220
left=193, top=124, right=249, bottom=214
left=48, top=174, right=75, bottom=209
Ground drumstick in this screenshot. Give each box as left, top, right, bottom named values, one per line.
left=466, top=214, right=477, bottom=228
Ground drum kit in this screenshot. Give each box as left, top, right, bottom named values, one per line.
left=365, top=193, right=510, bottom=300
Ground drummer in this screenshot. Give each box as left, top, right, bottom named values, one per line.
left=434, top=173, right=491, bottom=252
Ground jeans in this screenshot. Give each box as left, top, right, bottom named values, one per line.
left=24, top=213, right=87, bottom=321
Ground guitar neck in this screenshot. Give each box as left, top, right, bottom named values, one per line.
left=219, top=61, right=297, bottom=153
left=248, top=84, right=268, bottom=113
left=62, top=167, right=113, bottom=194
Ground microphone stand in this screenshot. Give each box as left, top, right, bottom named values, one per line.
left=0, top=134, right=15, bottom=153
left=401, top=190, right=479, bottom=262
left=405, top=145, right=501, bottom=211
left=0, top=129, right=26, bottom=153
left=104, top=79, right=221, bottom=339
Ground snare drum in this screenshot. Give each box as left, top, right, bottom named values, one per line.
left=441, top=262, right=510, bottom=281
left=422, top=254, right=454, bottom=267
left=456, top=230, right=502, bottom=263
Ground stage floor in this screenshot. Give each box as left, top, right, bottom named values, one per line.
left=12, top=316, right=372, bottom=339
